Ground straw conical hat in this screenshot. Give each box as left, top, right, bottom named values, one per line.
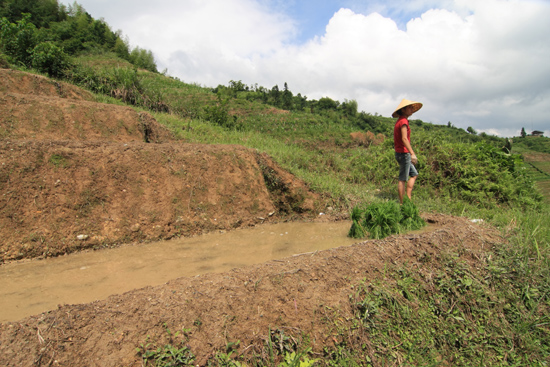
left=392, top=99, right=423, bottom=118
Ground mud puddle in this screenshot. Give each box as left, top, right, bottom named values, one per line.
left=0, top=220, right=358, bottom=323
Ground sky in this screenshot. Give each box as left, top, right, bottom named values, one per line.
left=60, top=0, right=550, bottom=137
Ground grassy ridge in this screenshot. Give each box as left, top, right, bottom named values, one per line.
left=5, top=51, right=550, bottom=365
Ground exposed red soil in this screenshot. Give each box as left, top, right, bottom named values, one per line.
left=0, top=69, right=321, bottom=263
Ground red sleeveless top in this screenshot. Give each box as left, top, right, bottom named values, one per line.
left=394, top=117, right=410, bottom=153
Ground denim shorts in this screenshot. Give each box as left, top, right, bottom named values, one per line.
left=395, top=152, right=418, bottom=181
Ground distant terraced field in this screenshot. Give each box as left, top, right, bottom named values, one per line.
left=523, top=153, right=550, bottom=202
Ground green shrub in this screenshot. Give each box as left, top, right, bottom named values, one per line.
left=0, top=51, right=9, bottom=68
left=129, top=46, right=157, bottom=72
left=203, top=96, right=243, bottom=130
left=31, top=41, right=71, bottom=77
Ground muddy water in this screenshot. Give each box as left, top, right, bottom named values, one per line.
left=0, top=221, right=358, bottom=323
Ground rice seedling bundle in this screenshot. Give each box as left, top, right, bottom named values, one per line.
left=348, top=198, right=425, bottom=239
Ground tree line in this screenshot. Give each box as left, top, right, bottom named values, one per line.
left=213, top=80, right=389, bottom=134
left=0, top=0, right=157, bottom=77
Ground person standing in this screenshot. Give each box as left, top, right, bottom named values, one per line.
left=392, top=99, right=423, bottom=204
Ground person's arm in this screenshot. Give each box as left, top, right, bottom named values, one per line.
left=400, top=125, right=417, bottom=164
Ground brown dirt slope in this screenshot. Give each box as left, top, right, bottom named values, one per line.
left=0, top=214, right=502, bottom=367
left=0, top=69, right=322, bottom=262
left=0, top=69, right=173, bottom=143
left=0, top=68, right=95, bottom=101
left=0, top=141, right=321, bottom=261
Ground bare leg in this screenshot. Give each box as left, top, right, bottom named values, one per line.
left=398, top=180, right=406, bottom=204
left=406, top=175, right=417, bottom=200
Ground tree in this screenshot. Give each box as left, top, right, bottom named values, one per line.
left=340, top=99, right=358, bottom=118
left=356, top=112, right=387, bottom=134
left=521, top=127, right=526, bottom=138
left=112, top=32, right=130, bottom=59
left=293, top=93, right=307, bottom=111
left=0, top=13, right=37, bottom=66
left=317, top=97, right=339, bottom=111
left=129, top=46, right=157, bottom=72
left=282, top=82, right=292, bottom=110
left=269, top=84, right=281, bottom=107
left=467, top=126, right=477, bottom=135
left=0, top=0, right=65, bottom=28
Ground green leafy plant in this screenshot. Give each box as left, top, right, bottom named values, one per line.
left=139, top=342, right=195, bottom=367
left=208, top=341, right=244, bottom=367
left=48, top=153, right=69, bottom=168
left=278, top=349, right=317, bottom=367
left=31, top=41, right=71, bottom=78
left=203, top=95, right=242, bottom=130
left=137, top=326, right=195, bottom=367
left=262, top=327, right=320, bottom=366
left=0, top=13, right=37, bottom=66
left=268, top=328, right=297, bottom=357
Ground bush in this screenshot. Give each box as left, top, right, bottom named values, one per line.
left=0, top=52, right=9, bottom=68
left=203, top=96, right=243, bottom=130
left=31, top=41, right=71, bottom=77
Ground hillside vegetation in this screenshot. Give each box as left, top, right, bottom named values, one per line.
left=1, top=2, right=550, bottom=366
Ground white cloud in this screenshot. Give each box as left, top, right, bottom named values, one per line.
left=64, top=0, right=550, bottom=137
left=258, top=1, right=550, bottom=136
left=119, top=1, right=294, bottom=62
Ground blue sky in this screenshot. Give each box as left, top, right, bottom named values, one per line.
left=274, top=0, right=448, bottom=39
left=262, top=0, right=336, bottom=42
left=61, top=0, right=550, bottom=137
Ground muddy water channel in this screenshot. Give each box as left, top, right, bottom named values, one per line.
left=1, top=221, right=358, bottom=323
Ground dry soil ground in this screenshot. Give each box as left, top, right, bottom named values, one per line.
left=0, top=69, right=504, bottom=366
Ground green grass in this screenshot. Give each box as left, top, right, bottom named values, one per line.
left=520, top=154, right=550, bottom=202
left=48, top=153, right=69, bottom=168
left=513, top=136, right=550, bottom=155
